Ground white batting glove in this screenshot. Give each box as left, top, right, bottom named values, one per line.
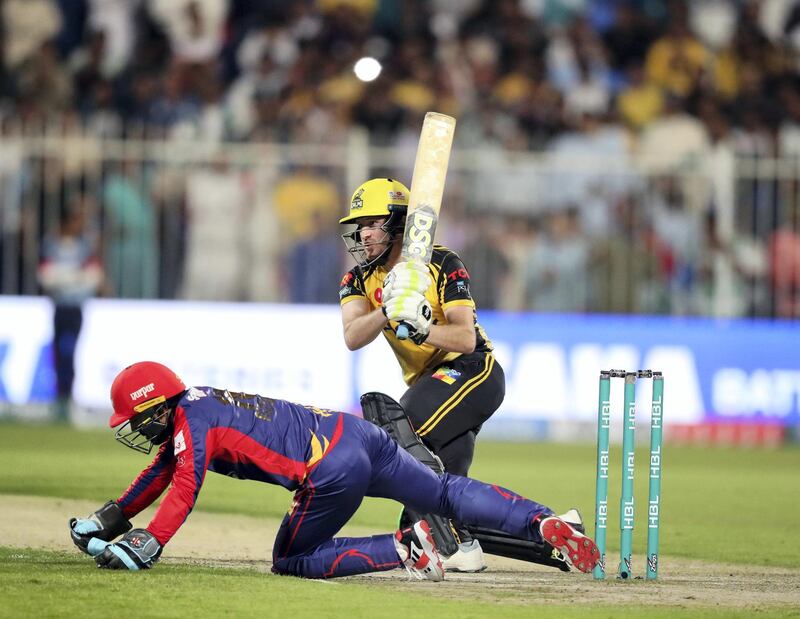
left=383, top=290, right=433, bottom=343
left=383, top=261, right=432, bottom=303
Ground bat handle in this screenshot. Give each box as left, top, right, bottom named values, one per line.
left=396, top=323, right=410, bottom=340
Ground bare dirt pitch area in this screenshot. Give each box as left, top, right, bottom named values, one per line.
left=5, top=495, right=799, bottom=613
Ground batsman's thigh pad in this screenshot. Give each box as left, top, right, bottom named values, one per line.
left=360, top=391, right=459, bottom=556
left=360, top=392, right=444, bottom=473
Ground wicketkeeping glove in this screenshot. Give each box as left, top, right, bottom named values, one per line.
left=95, top=528, right=163, bottom=570
left=383, top=261, right=432, bottom=303
left=383, top=290, right=432, bottom=344
left=69, top=500, right=132, bottom=556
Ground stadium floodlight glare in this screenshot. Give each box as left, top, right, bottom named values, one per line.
left=353, top=57, right=382, bottom=82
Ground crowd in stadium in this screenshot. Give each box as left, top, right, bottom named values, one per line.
left=0, top=0, right=799, bottom=317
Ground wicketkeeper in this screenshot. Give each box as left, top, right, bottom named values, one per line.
left=69, top=361, right=600, bottom=579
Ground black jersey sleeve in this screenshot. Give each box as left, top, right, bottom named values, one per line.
left=438, top=251, right=475, bottom=308
left=339, top=267, right=366, bottom=304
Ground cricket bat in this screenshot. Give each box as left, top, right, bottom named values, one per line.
left=396, top=112, right=456, bottom=340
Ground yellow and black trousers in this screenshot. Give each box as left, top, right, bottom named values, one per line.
left=400, top=350, right=505, bottom=477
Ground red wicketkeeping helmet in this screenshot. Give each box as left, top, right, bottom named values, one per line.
left=109, top=361, right=186, bottom=428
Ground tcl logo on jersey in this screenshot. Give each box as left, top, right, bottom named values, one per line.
left=447, top=268, right=470, bottom=281
left=174, top=430, right=187, bottom=455
left=374, top=288, right=382, bottom=303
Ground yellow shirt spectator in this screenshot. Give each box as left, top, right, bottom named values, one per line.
left=618, top=82, right=664, bottom=129
left=645, top=30, right=708, bottom=98
left=319, top=73, right=365, bottom=106
left=712, top=49, right=739, bottom=100
left=391, top=80, right=436, bottom=114
left=318, top=0, right=376, bottom=15
left=493, top=73, right=533, bottom=107
left=273, top=171, right=340, bottom=242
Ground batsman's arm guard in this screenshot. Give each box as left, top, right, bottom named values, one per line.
left=360, top=392, right=460, bottom=557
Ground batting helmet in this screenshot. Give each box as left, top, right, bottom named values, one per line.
left=339, top=178, right=409, bottom=224
left=340, top=178, right=409, bottom=267
left=109, top=361, right=186, bottom=454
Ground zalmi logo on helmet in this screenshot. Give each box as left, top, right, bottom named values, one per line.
left=351, top=188, right=364, bottom=210
left=130, top=383, right=155, bottom=401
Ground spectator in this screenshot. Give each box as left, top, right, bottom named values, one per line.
left=644, top=12, right=708, bottom=100
left=37, top=199, right=104, bottom=421
left=147, top=0, right=229, bottom=64
left=85, top=0, right=138, bottom=77
left=286, top=210, right=343, bottom=304
left=16, top=41, right=74, bottom=114
left=272, top=166, right=340, bottom=244
left=616, top=63, right=664, bottom=130
left=638, top=96, right=711, bottom=175
left=182, top=156, right=251, bottom=300
left=500, top=214, right=541, bottom=311
left=650, top=180, right=704, bottom=314
left=459, top=213, right=510, bottom=310
left=236, top=16, right=299, bottom=72
left=148, top=64, right=200, bottom=134
left=590, top=195, right=666, bottom=314
left=2, top=0, right=62, bottom=71
left=352, top=77, right=405, bottom=144
left=226, top=52, right=287, bottom=139
left=688, top=0, right=737, bottom=51
left=698, top=210, right=768, bottom=318
left=602, top=3, right=656, bottom=76
left=778, top=83, right=800, bottom=158
left=564, top=55, right=610, bottom=120
left=102, top=159, right=158, bottom=298
left=524, top=209, right=589, bottom=312
left=768, top=201, right=800, bottom=318
left=0, top=0, right=794, bottom=320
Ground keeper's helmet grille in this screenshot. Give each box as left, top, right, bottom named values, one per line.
left=109, top=361, right=186, bottom=454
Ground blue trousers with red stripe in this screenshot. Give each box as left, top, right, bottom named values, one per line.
left=272, top=413, right=553, bottom=578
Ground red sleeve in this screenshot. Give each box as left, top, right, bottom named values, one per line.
left=146, top=407, right=208, bottom=545
left=117, top=442, right=175, bottom=518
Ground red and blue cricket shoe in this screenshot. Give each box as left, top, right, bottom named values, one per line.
left=538, top=516, right=600, bottom=573
left=395, top=520, right=445, bottom=581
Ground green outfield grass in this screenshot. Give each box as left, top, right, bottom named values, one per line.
left=1, top=422, right=798, bottom=567
left=2, top=548, right=779, bottom=619
left=1, top=422, right=799, bottom=618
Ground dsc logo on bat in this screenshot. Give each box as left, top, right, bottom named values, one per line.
left=406, top=206, right=436, bottom=258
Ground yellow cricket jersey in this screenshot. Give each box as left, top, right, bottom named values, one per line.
left=339, top=245, right=493, bottom=385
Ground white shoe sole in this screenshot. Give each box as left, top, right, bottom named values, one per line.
left=406, top=520, right=445, bottom=581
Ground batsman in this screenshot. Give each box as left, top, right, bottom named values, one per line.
left=338, top=178, right=583, bottom=572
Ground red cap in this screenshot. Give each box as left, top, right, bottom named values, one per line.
left=109, top=361, right=186, bottom=427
